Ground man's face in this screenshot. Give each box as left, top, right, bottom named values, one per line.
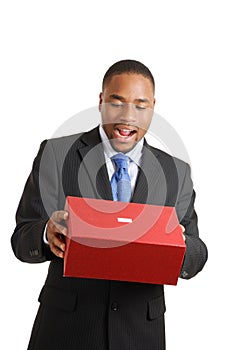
left=99, top=73, right=155, bottom=153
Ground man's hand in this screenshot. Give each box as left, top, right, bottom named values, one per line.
left=180, top=224, right=186, bottom=241
left=46, top=211, right=69, bottom=258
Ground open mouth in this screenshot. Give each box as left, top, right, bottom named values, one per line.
left=114, top=126, right=138, bottom=139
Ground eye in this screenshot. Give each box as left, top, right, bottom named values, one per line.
left=111, top=102, right=123, bottom=107
left=135, top=105, right=146, bottom=110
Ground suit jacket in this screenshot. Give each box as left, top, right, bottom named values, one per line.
left=11, top=126, right=207, bottom=350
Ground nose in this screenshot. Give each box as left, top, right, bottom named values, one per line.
left=119, top=103, right=137, bottom=124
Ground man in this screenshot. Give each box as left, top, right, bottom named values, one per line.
left=11, top=59, right=208, bottom=350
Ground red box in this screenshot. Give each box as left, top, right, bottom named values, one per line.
left=64, top=196, right=186, bottom=285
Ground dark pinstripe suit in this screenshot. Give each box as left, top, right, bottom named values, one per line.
left=11, top=126, right=207, bottom=349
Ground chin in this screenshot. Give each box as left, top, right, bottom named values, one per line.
left=110, top=140, right=136, bottom=153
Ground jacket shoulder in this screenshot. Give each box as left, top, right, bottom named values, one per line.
left=48, top=132, right=85, bottom=148
left=146, top=143, right=190, bottom=171
left=47, top=126, right=100, bottom=150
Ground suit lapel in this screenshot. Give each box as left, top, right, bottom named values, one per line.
left=132, top=142, right=166, bottom=205
left=77, top=127, right=113, bottom=200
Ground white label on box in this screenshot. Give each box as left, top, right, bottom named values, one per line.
left=117, top=217, right=133, bottom=223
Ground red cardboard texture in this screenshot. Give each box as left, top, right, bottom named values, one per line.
left=64, top=197, right=186, bottom=285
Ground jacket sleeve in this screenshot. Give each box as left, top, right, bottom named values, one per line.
left=176, top=164, right=208, bottom=279
left=11, top=140, right=59, bottom=263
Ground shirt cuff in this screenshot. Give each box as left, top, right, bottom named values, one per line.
left=43, top=223, right=49, bottom=244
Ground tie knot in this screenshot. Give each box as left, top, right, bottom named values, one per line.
left=111, top=153, right=129, bottom=170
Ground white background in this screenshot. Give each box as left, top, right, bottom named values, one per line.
left=1, top=1, right=233, bottom=349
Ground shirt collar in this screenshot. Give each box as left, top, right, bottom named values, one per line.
left=99, top=124, right=143, bottom=166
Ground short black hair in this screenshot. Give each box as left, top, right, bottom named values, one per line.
left=102, top=59, right=155, bottom=92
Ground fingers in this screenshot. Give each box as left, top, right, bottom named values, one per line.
left=49, top=233, right=66, bottom=258
left=50, top=210, right=68, bottom=236
left=49, top=221, right=68, bottom=237
left=46, top=210, right=69, bottom=259
left=179, top=224, right=186, bottom=242
left=179, top=224, right=185, bottom=233
left=51, top=210, right=68, bottom=223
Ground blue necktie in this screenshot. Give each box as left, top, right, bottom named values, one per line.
left=111, top=153, right=131, bottom=202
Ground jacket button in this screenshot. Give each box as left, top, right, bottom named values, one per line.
left=182, top=271, right=188, bottom=278
left=111, top=302, right=119, bottom=311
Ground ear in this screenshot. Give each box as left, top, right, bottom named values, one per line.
left=99, top=92, right=103, bottom=112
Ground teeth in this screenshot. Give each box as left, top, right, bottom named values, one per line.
left=117, top=128, right=133, bottom=137
left=115, top=127, right=136, bottom=138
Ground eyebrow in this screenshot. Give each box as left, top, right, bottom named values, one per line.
left=109, top=94, right=126, bottom=101
left=109, top=94, right=150, bottom=104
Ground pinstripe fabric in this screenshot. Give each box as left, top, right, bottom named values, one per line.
left=11, top=126, right=207, bottom=350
